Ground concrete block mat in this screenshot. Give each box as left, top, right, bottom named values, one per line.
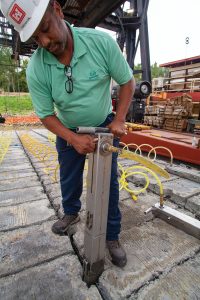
left=185, top=195, right=200, bottom=214
left=0, top=200, right=55, bottom=232
left=166, top=164, right=200, bottom=184
left=99, top=219, right=200, bottom=299
left=0, top=164, right=32, bottom=172
left=0, top=186, right=47, bottom=207
left=0, top=221, right=73, bottom=277
left=0, top=170, right=36, bottom=181
left=130, top=253, right=200, bottom=300
left=0, top=176, right=40, bottom=192
left=0, top=256, right=102, bottom=300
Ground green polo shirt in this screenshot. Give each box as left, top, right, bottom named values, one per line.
left=26, top=24, right=133, bottom=129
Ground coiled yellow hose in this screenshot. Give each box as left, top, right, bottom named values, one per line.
left=118, top=163, right=164, bottom=206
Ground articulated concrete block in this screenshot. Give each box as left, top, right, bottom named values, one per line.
left=0, top=167, right=32, bottom=180
left=50, top=196, right=61, bottom=212
left=0, top=169, right=36, bottom=181
left=134, top=178, right=200, bottom=207
left=0, top=159, right=32, bottom=167
left=0, top=186, right=47, bottom=207
left=166, top=164, right=200, bottom=184
left=44, top=182, right=60, bottom=194
left=3, top=151, right=28, bottom=157
left=0, top=176, right=40, bottom=192
left=0, top=199, right=55, bottom=232
left=130, top=253, right=200, bottom=300
left=39, top=174, right=54, bottom=185
left=120, top=192, right=160, bottom=227
left=131, top=172, right=176, bottom=184
left=2, top=157, right=29, bottom=164
left=160, top=179, right=200, bottom=207
left=73, top=191, right=160, bottom=263
left=6, top=149, right=24, bottom=154
left=47, top=186, right=62, bottom=199
left=126, top=172, right=177, bottom=192
left=0, top=256, right=102, bottom=300
left=99, top=219, right=200, bottom=300
left=0, top=221, right=73, bottom=277
left=119, top=189, right=131, bottom=201
left=0, top=163, right=32, bottom=172
left=36, top=168, right=49, bottom=177
left=31, top=161, right=47, bottom=169
left=185, top=195, right=200, bottom=214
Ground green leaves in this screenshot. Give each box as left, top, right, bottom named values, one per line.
left=0, top=46, right=29, bottom=93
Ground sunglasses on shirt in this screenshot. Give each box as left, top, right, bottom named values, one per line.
left=64, top=65, right=73, bottom=94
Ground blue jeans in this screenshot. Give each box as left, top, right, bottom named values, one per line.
left=56, top=114, right=121, bottom=240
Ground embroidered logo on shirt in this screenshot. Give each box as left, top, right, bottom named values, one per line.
left=89, top=71, right=99, bottom=80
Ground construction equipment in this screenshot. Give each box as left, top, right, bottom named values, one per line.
left=77, top=127, right=113, bottom=285
left=112, top=81, right=152, bottom=123
left=76, top=126, right=171, bottom=284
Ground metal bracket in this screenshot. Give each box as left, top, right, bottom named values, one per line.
left=82, top=258, right=104, bottom=285
left=145, top=203, right=200, bottom=240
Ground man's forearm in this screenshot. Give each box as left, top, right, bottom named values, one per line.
left=115, top=78, right=135, bottom=122
left=40, top=114, right=76, bottom=144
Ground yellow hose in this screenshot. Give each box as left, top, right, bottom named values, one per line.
left=122, top=143, right=142, bottom=156
left=135, top=143, right=156, bottom=158
left=126, top=165, right=164, bottom=206
left=148, top=146, right=173, bottom=166
left=118, top=162, right=164, bottom=206
left=19, top=134, right=167, bottom=207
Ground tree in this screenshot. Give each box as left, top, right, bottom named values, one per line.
left=0, top=46, right=14, bottom=92
left=133, top=62, right=168, bottom=82
left=0, top=46, right=29, bottom=92
left=17, top=60, right=29, bottom=92
left=133, top=63, right=142, bottom=81
left=151, top=62, right=168, bottom=79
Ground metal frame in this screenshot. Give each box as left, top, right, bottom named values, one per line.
left=80, top=130, right=113, bottom=285
left=145, top=203, right=200, bottom=240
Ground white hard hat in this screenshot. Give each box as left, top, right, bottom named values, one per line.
left=0, top=0, right=50, bottom=42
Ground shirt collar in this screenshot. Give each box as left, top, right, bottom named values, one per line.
left=43, top=21, right=87, bottom=67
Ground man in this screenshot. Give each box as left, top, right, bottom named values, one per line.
left=0, top=0, right=135, bottom=267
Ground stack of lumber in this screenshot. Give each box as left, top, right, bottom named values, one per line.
left=144, top=105, right=165, bottom=128
left=163, top=94, right=193, bottom=131
left=163, top=119, right=188, bottom=132
left=192, top=102, right=200, bottom=119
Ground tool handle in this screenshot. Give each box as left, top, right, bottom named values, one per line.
left=76, top=127, right=110, bottom=134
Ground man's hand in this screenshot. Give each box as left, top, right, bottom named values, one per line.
left=71, top=134, right=97, bottom=155
left=107, top=119, right=126, bottom=138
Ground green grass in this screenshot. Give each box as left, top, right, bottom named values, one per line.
left=0, top=95, right=34, bottom=115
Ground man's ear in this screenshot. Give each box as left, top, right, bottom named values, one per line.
left=53, top=1, right=64, bottom=18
